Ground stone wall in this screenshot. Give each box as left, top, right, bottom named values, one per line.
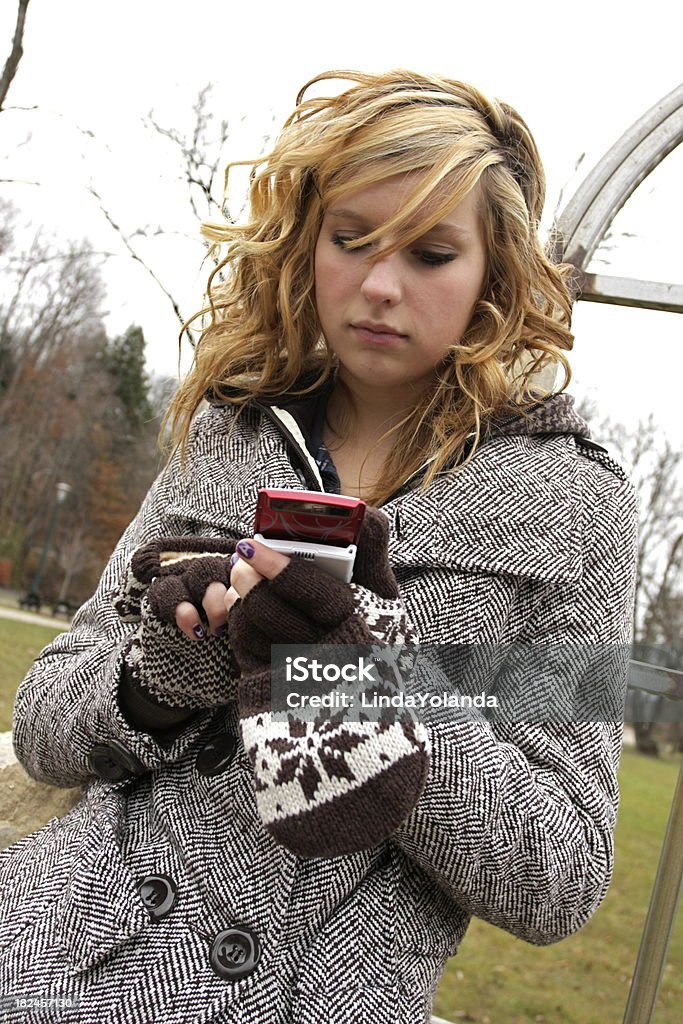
left=0, top=731, right=81, bottom=850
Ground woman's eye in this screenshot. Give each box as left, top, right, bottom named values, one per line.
left=413, top=249, right=456, bottom=267
left=331, top=233, right=370, bottom=251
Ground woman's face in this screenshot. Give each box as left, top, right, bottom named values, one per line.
left=314, top=173, right=488, bottom=400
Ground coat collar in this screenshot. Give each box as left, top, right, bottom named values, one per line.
left=170, top=401, right=588, bottom=584
left=195, top=381, right=597, bottom=583
left=385, top=431, right=584, bottom=583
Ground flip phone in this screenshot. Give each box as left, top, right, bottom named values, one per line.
left=253, top=488, right=366, bottom=582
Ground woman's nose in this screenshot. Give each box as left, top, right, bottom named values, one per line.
left=359, top=254, right=402, bottom=305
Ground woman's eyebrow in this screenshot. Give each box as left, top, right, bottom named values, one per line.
left=326, top=208, right=370, bottom=223
left=422, top=222, right=473, bottom=241
left=326, top=208, right=472, bottom=242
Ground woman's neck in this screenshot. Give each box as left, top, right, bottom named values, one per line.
left=325, top=377, right=417, bottom=449
left=322, top=380, right=416, bottom=499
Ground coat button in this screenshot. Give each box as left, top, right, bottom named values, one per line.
left=209, top=926, right=261, bottom=980
left=137, top=875, right=177, bottom=920
left=195, top=733, right=238, bottom=776
left=88, top=740, right=146, bottom=781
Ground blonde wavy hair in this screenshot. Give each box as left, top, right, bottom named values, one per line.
left=166, top=69, right=574, bottom=506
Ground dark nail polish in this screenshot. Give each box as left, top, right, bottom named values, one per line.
left=192, top=624, right=205, bottom=640
left=236, top=540, right=256, bottom=559
left=215, top=624, right=227, bottom=637
left=230, top=552, right=239, bottom=568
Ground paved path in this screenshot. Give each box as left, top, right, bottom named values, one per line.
left=0, top=604, right=69, bottom=630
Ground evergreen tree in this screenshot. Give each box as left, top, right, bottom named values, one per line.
left=104, top=325, right=153, bottom=435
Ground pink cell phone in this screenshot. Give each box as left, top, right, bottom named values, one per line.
left=253, top=489, right=366, bottom=581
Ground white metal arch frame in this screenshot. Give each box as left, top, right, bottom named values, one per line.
left=553, top=82, right=683, bottom=314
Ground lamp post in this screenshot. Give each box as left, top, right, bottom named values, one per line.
left=23, top=481, right=71, bottom=611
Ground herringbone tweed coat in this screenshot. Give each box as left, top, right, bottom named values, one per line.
left=0, top=392, right=637, bottom=1024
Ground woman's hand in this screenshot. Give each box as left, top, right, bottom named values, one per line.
left=219, top=508, right=430, bottom=859
left=114, top=535, right=241, bottom=716
left=172, top=538, right=291, bottom=639
left=224, top=539, right=290, bottom=611
left=163, top=505, right=404, bottom=647
left=223, top=507, right=406, bottom=667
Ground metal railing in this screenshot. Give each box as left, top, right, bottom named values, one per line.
left=623, top=662, right=683, bottom=1023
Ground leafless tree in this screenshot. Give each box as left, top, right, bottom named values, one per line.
left=599, top=415, right=683, bottom=644
left=88, top=84, right=241, bottom=346
left=87, top=183, right=192, bottom=343
left=0, top=203, right=163, bottom=601
left=0, top=0, right=31, bottom=112
left=588, top=409, right=683, bottom=753
left=146, top=84, right=231, bottom=223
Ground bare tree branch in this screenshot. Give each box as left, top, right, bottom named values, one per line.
left=88, top=184, right=194, bottom=346
left=602, top=414, right=683, bottom=649
left=146, top=84, right=230, bottom=222
left=83, top=85, right=239, bottom=349
left=0, top=0, right=31, bottom=112
left=6, top=248, right=117, bottom=266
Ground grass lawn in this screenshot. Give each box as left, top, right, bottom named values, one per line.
left=0, top=617, right=63, bottom=731
left=434, top=746, right=682, bottom=1024
left=0, top=619, right=680, bottom=1022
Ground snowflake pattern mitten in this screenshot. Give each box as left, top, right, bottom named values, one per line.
left=228, top=508, right=429, bottom=858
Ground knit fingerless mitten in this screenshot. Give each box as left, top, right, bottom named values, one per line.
left=114, top=537, right=239, bottom=730
left=229, top=508, right=429, bottom=858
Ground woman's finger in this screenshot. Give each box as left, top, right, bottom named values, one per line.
left=230, top=556, right=269, bottom=599
left=224, top=586, right=241, bottom=613
left=174, top=600, right=207, bottom=641
left=202, top=580, right=229, bottom=635
left=233, top=538, right=290, bottom=582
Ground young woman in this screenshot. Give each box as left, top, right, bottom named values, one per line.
left=1, top=70, right=637, bottom=1023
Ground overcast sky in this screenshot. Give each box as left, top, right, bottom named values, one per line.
left=1, top=0, right=681, bottom=444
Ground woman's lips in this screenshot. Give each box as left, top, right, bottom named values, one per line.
left=352, top=323, right=407, bottom=346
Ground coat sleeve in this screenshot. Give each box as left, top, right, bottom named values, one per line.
left=390, top=456, right=638, bottom=945
left=12, top=439, right=216, bottom=790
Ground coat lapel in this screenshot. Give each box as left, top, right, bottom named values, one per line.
left=387, top=433, right=583, bottom=583
left=166, top=406, right=584, bottom=584
left=163, top=409, right=311, bottom=536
